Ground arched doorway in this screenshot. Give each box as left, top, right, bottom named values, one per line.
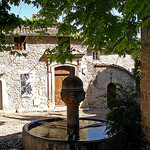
left=0, top=80, right=3, bottom=110
left=55, top=66, right=75, bottom=106
left=107, top=82, right=116, bottom=108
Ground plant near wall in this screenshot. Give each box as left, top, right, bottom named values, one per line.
left=134, top=55, right=141, bottom=85
left=132, top=38, right=141, bottom=84
left=103, top=84, right=145, bottom=150
left=132, top=39, right=141, bottom=98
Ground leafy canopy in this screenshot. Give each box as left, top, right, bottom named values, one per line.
left=1, top=0, right=150, bottom=62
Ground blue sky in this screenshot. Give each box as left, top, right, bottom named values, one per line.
left=9, top=2, right=40, bottom=19
left=10, top=2, right=63, bottom=22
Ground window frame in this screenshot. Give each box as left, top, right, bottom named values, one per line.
left=92, top=51, right=100, bottom=60
left=14, top=36, right=26, bottom=50
left=58, top=36, right=71, bottom=50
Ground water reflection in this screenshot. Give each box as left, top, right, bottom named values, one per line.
left=29, top=119, right=107, bottom=141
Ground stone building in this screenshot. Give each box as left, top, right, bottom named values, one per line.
left=0, top=26, right=135, bottom=113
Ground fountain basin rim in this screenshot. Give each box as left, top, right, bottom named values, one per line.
left=23, top=117, right=106, bottom=144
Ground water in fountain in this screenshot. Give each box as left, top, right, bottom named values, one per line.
left=29, top=118, right=107, bottom=141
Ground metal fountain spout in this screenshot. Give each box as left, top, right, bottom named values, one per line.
left=61, top=68, right=85, bottom=141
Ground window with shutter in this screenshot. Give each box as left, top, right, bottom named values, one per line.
left=14, top=36, right=26, bottom=50
left=93, top=51, right=100, bottom=60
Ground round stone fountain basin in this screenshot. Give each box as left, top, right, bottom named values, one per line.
left=22, top=118, right=107, bottom=150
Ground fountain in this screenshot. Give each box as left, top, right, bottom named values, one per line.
left=22, top=71, right=107, bottom=150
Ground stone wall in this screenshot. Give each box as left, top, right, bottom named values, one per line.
left=0, top=36, right=58, bottom=112
left=0, top=36, right=88, bottom=112
left=81, top=54, right=134, bottom=109
left=0, top=35, right=135, bottom=112
left=86, top=51, right=135, bottom=71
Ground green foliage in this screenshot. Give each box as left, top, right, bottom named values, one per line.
left=34, top=0, right=145, bottom=57
left=131, top=39, right=141, bottom=96
left=134, top=47, right=141, bottom=85
left=0, top=0, right=24, bottom=56
left=0, top=0, right=149, bottom=63
left=103, top=84, right=145, bottom=150
left=40, top=38, right=76, bottom=64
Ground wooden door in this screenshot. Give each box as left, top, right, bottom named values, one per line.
left=55, top=75, right=67, bottom=105
left=55, top=66, right=73, bottom=106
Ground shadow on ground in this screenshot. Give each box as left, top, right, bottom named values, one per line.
left=0, top=132, right=22, bottom=150
left=1, top=112, right=66, bottom=123
left=0, top=109, right=108, bottom=150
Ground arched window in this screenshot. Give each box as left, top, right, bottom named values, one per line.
left=107, top=82, right=116, bottom=108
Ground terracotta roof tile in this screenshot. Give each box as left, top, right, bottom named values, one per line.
left=11, top=26, right=58, bottom=36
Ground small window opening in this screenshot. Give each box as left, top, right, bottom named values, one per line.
left=93, top=52, right=99, bottom=60
left=14, top=36, right=26, bottom=50
left=107, top=82, right=116, bottom=108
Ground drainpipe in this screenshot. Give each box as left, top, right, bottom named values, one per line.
left=47, top=61, right=50, bottom=107
left=47, top=61, right=53, bottom=108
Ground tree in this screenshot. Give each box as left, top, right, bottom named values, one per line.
left=1, top=0, right=150, bottom=148
left=103, top=84, right=145, bottom=150
left=1, top=0, right=149, bottom=62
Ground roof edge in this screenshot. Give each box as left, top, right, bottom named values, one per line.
left=94, top=63, right=134, bottom=77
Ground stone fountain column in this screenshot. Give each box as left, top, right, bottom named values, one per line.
left=61, top=73, right=85, bottom=140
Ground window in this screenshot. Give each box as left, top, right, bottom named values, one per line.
left=14, top=36, right=26, bottom=50
left=21, top=73, right=33, bottom=98
left=93, top=52, right=99, bottom=60
left=107, top=82, right=116, bottom=108
left=58, top=37, right=70, bottom=50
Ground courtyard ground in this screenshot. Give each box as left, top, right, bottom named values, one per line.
left=0, top=109, right=107, bottom=150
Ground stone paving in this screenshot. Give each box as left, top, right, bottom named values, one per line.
left=0, top=109, right=107, bottom=150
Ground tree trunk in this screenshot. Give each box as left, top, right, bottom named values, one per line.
left=141, top=23, right=150, bottom=149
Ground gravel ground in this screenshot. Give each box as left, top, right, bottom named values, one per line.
left=0, top=109, right=107, bottom=150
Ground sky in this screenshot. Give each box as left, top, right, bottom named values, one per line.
left=9, top=2, right=40, bottom=19
left=9, top=2, right=63, bottom=22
